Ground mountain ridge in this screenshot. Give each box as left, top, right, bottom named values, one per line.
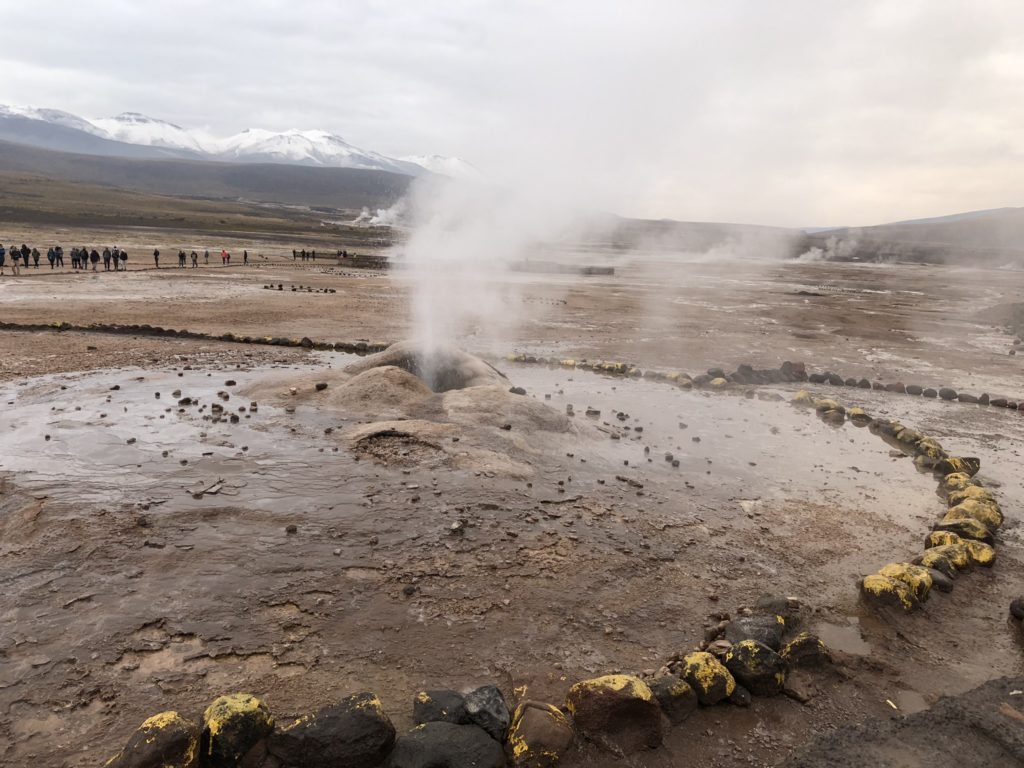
left=0, top=104, right=476, bottom=178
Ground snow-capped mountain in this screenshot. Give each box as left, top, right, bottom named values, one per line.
left=0, top=103, right=473, bottom=178
left=90, top=112, right=207, bottom=153
left=215, top=128, right=425, bottom=175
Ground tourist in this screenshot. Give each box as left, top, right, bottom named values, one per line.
left=0, top=243, right=6, bottom=275
left=10, top=247, right=20, bottom=275
left=119, top=249, right=127, bottom=270
left=55, top=246, right=64, bottom=267
left=178, top=250, right=186, bottom=268
left=204, top=249, right=209, bottom=265
left=47, top=248, right=55, bottom=269
left=243, top=249, right=248, bottom=264
left=311, top=249, right=316, bottom=261
left=90, top=249, right=100, bottom=270
left=31, top=248, right=40, bottom=268
left=153, top=249, right=160, bottom=268
left=102, top=247, right=112, bottom=271
left=191, top=251, right=198, bottom=268
left=292, top=249, right=297, bottom=260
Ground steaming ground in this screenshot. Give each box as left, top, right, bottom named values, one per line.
left=1, top=242, right=1023, bottom=767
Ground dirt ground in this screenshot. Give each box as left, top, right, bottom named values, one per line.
left=1, top=228, right=1023, bottom=767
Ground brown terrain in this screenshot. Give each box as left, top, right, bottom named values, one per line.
left=1, top=220, right=1023, bottom=767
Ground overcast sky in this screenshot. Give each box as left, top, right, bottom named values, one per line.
left=1, top=1, right=1022, bottom=226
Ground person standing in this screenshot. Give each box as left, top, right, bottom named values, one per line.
left=102, top=247, right=112, bottom=271
left=31, top=248, right=40, bottom=268
left=0, top=243, right=6, bottom=275
left=191, top=251, right=198, bottom=268
left=55, top=246, right=64, bottom=267
left=204, top=249, right=209, bottom=265
left=47, top=247, right=55, bottom=269
left=243, top=249, right=248, bottom=264
left=89, top=249, right=100, bottom=270
left=153, top=248, right=160, bottom=268
left=119, top=249, right=127, bottom=270
left=10, top=246, right=20, bottom=276
left=292, top=249, right=297, bottom=260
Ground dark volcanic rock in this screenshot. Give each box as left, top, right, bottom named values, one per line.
left=938, top=387, right=958, bottom=401
left=507, top=701, right=574, bottom=768
left=923, top=388, right=938, bottom=398
left=649, top=675, right=698, bottom=724
left=106, top=711, right=200, bottom=768
left=201, top=694, right=275, bottom=768
left=267, top=693, right=395, bottom=768
left=728, top=684, right=752, bottom=707
left=413, top=690, right=470, bottom=725
left=464, top=685, right=510, bottom=741
left=723, top=640, right=787, bottom=696
left=857, top=378, right=872, bottom=389
left=1011, top=598, right=1024, bottom=621
left=724, top=614, right=786, bottom=650
left=905, top=384, right=923, bottom=395
left=387, top=722, right=505, bottom=768
left=566, top=675, right=662, bottom=754
left=958, top=393, right=979, bottom=404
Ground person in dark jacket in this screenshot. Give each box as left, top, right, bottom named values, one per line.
left=55, top=246, right=64, bottom=267
left=0, top=243, right=6, bottom=275
left=90, top=249, right=100, bottom=270
left=191, top=251, right=198, bottom=268
left=243, top=249, right=248, bottom=264
left=102, top=247, right=111, bottom=270
left=153, top=249, right=160, bottom=268
left=119, top=249, right=127, bottom=270
left=178, top=250, right=186, bottom=268
left=47, top=248, right=55, bottom=268
left=31, top=248, right=40, bottom=268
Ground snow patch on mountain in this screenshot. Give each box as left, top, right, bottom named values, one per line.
left=90, top=113, right=207, bottom=153
left=0, top=104, right=109, bottom=137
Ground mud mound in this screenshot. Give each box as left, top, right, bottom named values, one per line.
left=349, top=420, right=456, bottom=468
left=345, top=340, right=506, bottom=392
left=334, top=366, right=433, bottom=415
left=443, top=385, right=575, bottom=434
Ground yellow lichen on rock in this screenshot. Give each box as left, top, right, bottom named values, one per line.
left=940, top=472, right=975, bottom=493
left=678, top=652, right=736, bottom=705
left=846, top=406, right=871, bottom=425
left=507, top=701, right=573, bottom=767
left=202, top=693, right=274, bottom=765
left=861, top=574, right=917, bottom=611
left=947, top=485, right=997, bottom=507
left=813, top=399, right=843, bottom=413
left=709, top=377, right=729, bottom=389
left=925, top=531, right=961, bottom=548
left=918, top=543, right=970, bottom=571
left=945, top=499, right=1003, bottom=532
left=791, top=390, right=815, bottom=407
left=877, top=562, right=933, bottom=602
left=565, top=675, right=653, bottom=711
left=963, top=540, right=996, bottom=567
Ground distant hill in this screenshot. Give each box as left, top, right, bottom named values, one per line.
left=0, top=139, right=413, bottom=212
left=799, top=207, right=1024, bottom=266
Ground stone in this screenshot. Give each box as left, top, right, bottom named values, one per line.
left=991, top=397, right=1008, bottom=408
left=464, top=685, right=510, bottom=741
left=201, top=693, right=274, bottom=768
left=925, top=530, right=962, bottom=548
left=905, top=384, right=923, bottom=395
left=649, top=675, right=698, bottom=724
left=412, top=690, right=469, bottom=725
left=507, top=701, right=574, bottom=768
left=847, top=406, right=872, bottom=426
left=678, top=652, right=737, bottom=706
left=933, top=456, right=981, bottom=478
left=963, top=540, right=997, bottom=567
left=386, top=722, right=505, bottom=768
left=940, top=472, right=975, bottom=493
left=813, top=398, right=843, bottom=414
left=978, top=393, right=990, bottom=405
left=729, top=684, right=752, bottom=707
left=861, top=574, right=918, bottom=612
left=724, top=614, right=786, bottom=650
left=947, top=485, right=998, bottom=507
left=315, top=382, right=328, bottom=391
left=780, top=632, right=831, bottom=667
left=927, top=567, right=955, bottom=593
left=945, top=499, right=1003, bottom=532
left=723, top=640, right=787, bottom=696
left=922, top=388, right=938, bottom=398
left=267, top=693, right=395, bottom=768
left=105, top=711, right=200, bottom=768
left=957, top=393, right=979, bottom=404
left=509, top=386, right=527, bottom=396
left=857, top=378, right=872, bottom=389
left=938, top=387, right=957, bottom=401
left=565, top=674, right=662, bottom=754
left=877, top=562, right=933, bottom=602
left=1011, top=598, right=1024, bottom=621
left=791, top=390, right=815, bottom=407
left=709, top=377, right=729, bottom=389
left=754, top=594, right=803, bottom=626
left=916, top=542, right=971, bottom=571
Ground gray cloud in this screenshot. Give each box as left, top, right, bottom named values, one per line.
left=1, top=0, right=1022, bottom=225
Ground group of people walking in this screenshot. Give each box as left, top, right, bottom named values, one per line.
left=155, top=249, right=248, bottom=268
left=0, top=243, right=127, bottom=274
